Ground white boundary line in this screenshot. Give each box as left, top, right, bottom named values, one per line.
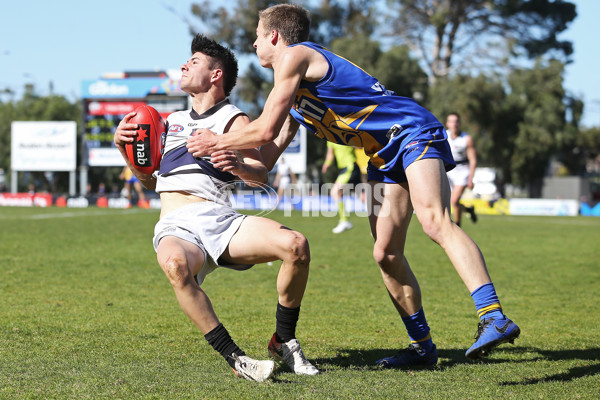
left=0, top=208, right=156, bottom=220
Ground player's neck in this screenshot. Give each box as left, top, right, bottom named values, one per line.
left=192, top=91, right=226, bottom=115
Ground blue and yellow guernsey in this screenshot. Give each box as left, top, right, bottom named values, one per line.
left=288, top=42, right=448, bottom=171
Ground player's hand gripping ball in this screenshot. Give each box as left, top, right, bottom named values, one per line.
left=125, top=105, right=166, bottom=174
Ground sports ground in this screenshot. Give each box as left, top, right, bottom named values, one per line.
left=1, top=207, right=598, bottom=399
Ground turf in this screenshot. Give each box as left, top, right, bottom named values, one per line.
left=1, top=207, right=599, bottom=399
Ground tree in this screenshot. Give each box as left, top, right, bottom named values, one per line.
left=0, top=101, right=16, bottom=180
left=578, top=127, right=600, bottom=177
left=182, top=0, right=376, bottom=52
left=427, top=72, right=509, bottom=168
left=506, top=59, right=573, bottom=196
left=427, top=59, right=583, bottom=196
left=384, top=0, right=577, bottom=83
left=330, top=35, right=428, bottom=99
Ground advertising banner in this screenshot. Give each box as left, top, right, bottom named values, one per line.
left=278, top=126, right=307, bottom=174
left=11, top=121, right=77, bottom=171
left=509, top=198, right=579, bottom=216
left=0, top=193, right=53, bottom=207
left=81, top=77, right=184, bottom=99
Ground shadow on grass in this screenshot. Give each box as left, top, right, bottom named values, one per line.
left=498, top=347, right=600, bottom=385
left=310, top=348, right=466, bottom=371
left=310, top=346, right=600, bottom=381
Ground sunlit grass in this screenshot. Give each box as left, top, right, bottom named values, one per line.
left=1, top=207, right=598, bottom=399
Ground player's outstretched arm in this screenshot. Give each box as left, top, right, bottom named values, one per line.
left=321, top=146, right=335, bottom=174
left=259, top=115, right=301, bottom=172
left=209, top=114, right=268, bottom=187
left=186, top=46, right=308, bottom=157
left=114, top=112, right=157, bottom=190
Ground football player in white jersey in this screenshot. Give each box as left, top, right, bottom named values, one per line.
left=446, top=113, right=478, bottom=227
left=114, top=34, right=318, bottom=382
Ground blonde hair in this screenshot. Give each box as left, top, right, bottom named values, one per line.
left=259, top=4, right=310, bottom=45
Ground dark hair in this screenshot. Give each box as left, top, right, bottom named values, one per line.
left=191, top=34, right=238, bottom=96
left=259, top=4, right=310, bottom=45
left=447, top=112, right=461, bottom=121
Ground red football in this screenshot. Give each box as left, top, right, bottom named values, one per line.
left=125, top=105, right=166, bottom=174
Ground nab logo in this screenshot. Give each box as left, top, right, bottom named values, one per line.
left=134, top=124, right=151, bottom=167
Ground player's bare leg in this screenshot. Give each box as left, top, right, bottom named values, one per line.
left=225, top=216, right=310, bottom=308
left=406, top=158, right=519, bottom=359
left=157, top=235, right=275, bottom=381
left=406, top=158, right=490, bottom=291
left=156, top=236, right=220, bottom=333
left=368, top=181, right=439, bottom=368
left=331, top=182, right=353, bottom=233
left=450, top=184, right=466, bottom=226
left=225, top=216, right=318, bottom=375
left=367, top=181, right=421, bottom=317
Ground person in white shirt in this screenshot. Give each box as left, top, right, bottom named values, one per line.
left=113, top=34, right=318, bottom=382
left=446, top=112, right=478, bottom=227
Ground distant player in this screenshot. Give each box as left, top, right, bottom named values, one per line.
left=355, top=147, right=370, bottom=204
left=186, top=4, right=520, bottom=366
left=321, top=142, right=361, bottom=233
left=114, top=34, right=318, bottom=382
left=446, top=113, right=477, bottom=226
left=273, top=156, right=296, bottom=202
left=120, top=166, right=148, bottom=208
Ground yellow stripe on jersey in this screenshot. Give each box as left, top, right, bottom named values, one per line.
left=295, top=88, right=384, bottom=165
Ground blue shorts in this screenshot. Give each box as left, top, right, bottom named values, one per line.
left=126, top=175, right=140, bottom=184
left=367, top=130, right=455, bottom=184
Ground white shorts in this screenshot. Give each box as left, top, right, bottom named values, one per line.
left=153, top=201, right=252, bottom=285
left=279, top=176, right=291, bottom=189
left=447, top=163, right=470, bottom=188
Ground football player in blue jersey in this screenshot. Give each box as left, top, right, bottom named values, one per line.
left=186, top=5, right=520, bottom=366
left=115, top=34, right=318, bottom=381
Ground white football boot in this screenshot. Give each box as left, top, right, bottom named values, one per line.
left=268, top=334, right=319, bottom=375
left=332, top=220, right=353, bottom=234
left=231, top=354, right=275, bottom=382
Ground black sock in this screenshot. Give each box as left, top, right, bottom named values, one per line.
left=205, top=323, right=245, bottom=368
left=275, top=303, right=300, bottom=343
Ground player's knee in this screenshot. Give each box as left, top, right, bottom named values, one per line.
left=372, top=244, right=399, bottom=269
left=282, top=231, right=311, bottom=268
left=419, top=216, right=445, bottom=244
left=161, top=255, right=192, bottom=289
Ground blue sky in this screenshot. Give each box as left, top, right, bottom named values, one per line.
left=1, top=0, right=598, bottom=127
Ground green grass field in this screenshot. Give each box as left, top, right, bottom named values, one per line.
left=1, top=206, right=599, bottom=399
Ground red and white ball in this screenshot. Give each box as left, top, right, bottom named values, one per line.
left=125, top=105, right=166, bottom=174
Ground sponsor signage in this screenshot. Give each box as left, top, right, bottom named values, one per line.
left=0, top=193, right=53, bottom=207
left=509, top=198, right=579, bottom=216
left=11, top=121, right=77, bottom=171
left=88, top=148, right=126, bottom=167
left=81, top=77, right=184, bottom=99
left=87, top=101, right=146, bottom=116
left=277, top=126, right=307, bottom=174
